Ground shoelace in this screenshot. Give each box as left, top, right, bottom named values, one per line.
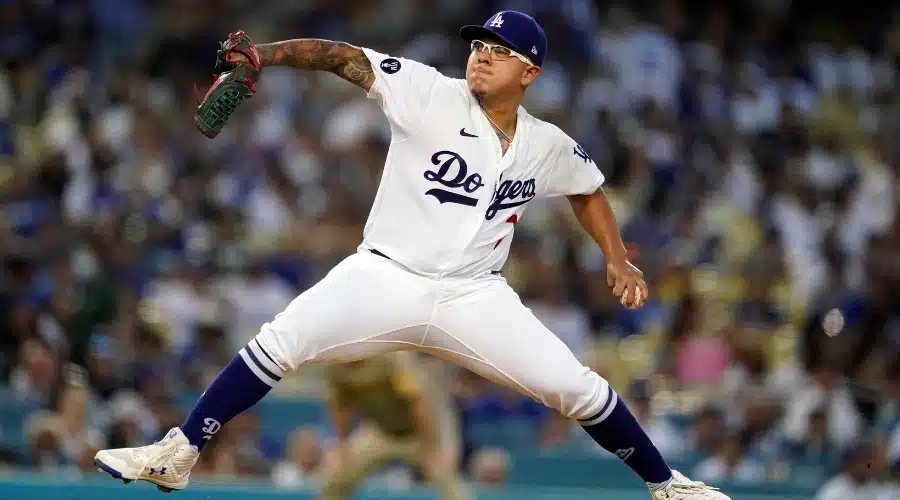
left=670, top=471, right=719, bottom=490
left=668, top=481, right=721, bottom=498
left=129, top=446, right=152, bottom=461
left=674, top=481, right=719, bottom=491
left=133, top=435, right=175, bottom=460
left=135, top=443, right=180, bottom=473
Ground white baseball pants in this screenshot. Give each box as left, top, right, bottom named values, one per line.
left=255, top=250, right=617, bottom=423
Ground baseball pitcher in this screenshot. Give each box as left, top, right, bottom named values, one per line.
left=95, top=11, right=729, bottom=500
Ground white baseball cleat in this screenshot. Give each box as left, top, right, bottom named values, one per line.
left=94, top=427, right=200, bottom=493
left=651, top=470, right=731, bottom=499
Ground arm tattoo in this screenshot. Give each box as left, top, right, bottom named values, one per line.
left=256, top=39, right=375, bottom=90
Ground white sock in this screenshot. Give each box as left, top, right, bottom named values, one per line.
left=648, top=476, right=673, bottom=491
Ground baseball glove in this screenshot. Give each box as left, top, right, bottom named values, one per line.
left=193, top=30, right=261, bottom=139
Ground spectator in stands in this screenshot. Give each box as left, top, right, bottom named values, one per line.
left=24, top=414, right=70, bottom=474
left=48, top=375, right=105, bottom=470
left=657, top=287, right=730, bottom=388
left=217, top=257, right=295, bottom=353
left=9, top=336, right=59, bottom=409
left=469, top=447, right=510, bottom=490
left=875, top=460, right=900, bottom=500
left=785, top=408, right=832, bottom=463
left=688, top=406, right=724, bottom=457
left=815, top=442, right=882, bottom=500
left=453, top=366, right=552, bottom=451
left=23, top=370, right=103, bottom=472
left=144, top=264, right=230, bottom=356
left=84, top=329, right=127, bottom=401
left=782, top=355, right=863, bottom=453
left=626, top=380, right=684, bottom=459
left=733, top=271, right=786, bottom=331
left=194, top=437, right=240, bottom=480
left=524, top=261, right=591, bottom=360
left=889, top=421, right=900, bottom=476
left=105, top=419, right=141, bottom=450
left=272, top=426, right=324, bottom=489
left=721, top=331, right=771, bottom=427
left=738, top=390, right=783, bottom=461
left=875, top=356, right=900, bottom=437
left=179, top=319, right=231, bottom=392
left=224, top=411, right=281, bottom=475
left=693, top=431, right=766, bottom=484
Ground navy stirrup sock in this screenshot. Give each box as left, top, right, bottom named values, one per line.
left=578, top=386, right=673, bottom=486
left=180, top=338, right=284, bottom=450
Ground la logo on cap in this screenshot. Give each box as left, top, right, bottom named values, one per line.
left=490, top=14, right=504, bottom=28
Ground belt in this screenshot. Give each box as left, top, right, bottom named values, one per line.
left=368, top=249, right=501, bottom=275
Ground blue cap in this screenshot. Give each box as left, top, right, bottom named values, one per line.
left=460, top=11, right=547, bottom=67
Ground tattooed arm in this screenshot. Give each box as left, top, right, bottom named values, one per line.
left=248, top=37, right=439, bottom=137
left=255, top=39, right=375, bottom=91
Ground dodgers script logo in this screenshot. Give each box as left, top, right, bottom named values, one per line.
left=424, top=151, right=485, bottom=207
left=423, top=151, right=536, bottom=218
left=485, top=177, right=536, bottom=220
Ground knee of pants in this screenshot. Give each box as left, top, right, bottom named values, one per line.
left=540, top=369, right=618, bottom=423
left=254, top=321, right=303, bottom=372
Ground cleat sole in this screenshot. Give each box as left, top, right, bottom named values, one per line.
left=94, top=458, right=133, bottom=484
left=95, top=458, right=183, bottom=491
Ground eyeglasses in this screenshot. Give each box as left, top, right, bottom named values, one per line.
left=470, top=40, right=536, bottom=67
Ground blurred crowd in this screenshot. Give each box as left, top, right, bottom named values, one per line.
left=3, top=0, right=900, bottom=497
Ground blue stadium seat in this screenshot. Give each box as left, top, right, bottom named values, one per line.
left=785, top=457, right=835, bottom=488
left=259, top=398, right=328, bottom=438
left=466, top=420, right=538, bottom=451
left=0, top=388, right=37, bottom=458
left=505, top=453, right=646, bottom=488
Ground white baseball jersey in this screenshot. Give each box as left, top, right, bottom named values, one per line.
left=250, top=50, right=617, bottom=431
left=358, top=48, right=605, bottom=279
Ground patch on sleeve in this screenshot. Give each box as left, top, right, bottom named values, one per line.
left=380, top=58, right=402, bottom=74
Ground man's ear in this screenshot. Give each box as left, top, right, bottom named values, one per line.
left=522, top=66, right=541, bottom=87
